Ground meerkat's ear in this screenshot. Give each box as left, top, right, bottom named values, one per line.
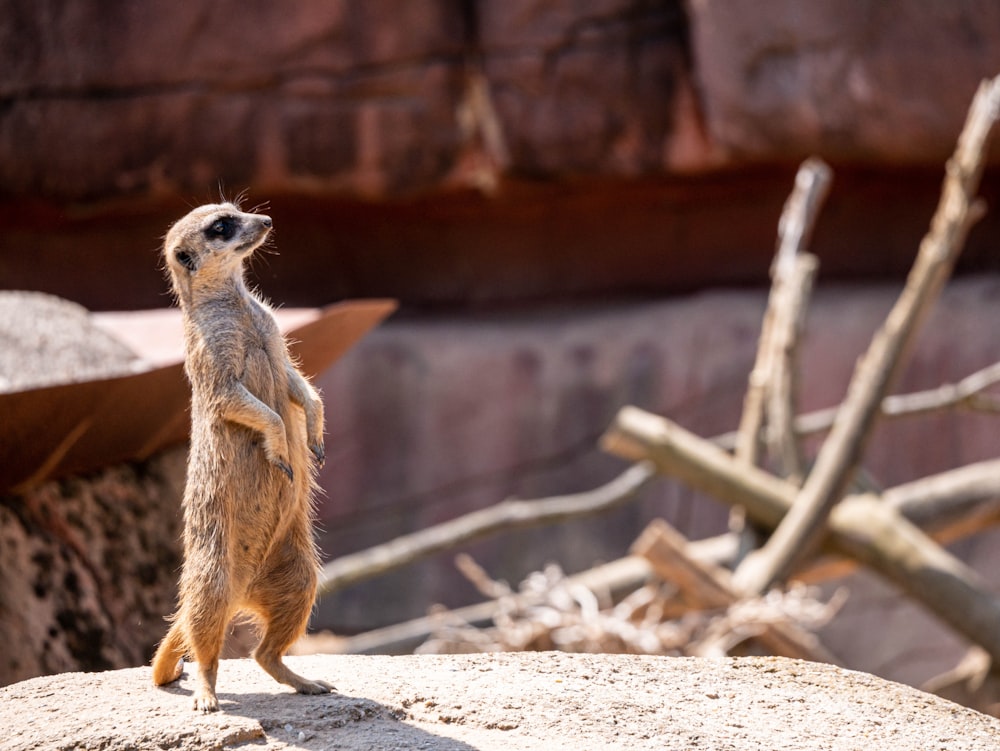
left=175, top=248, right=199, bottom=272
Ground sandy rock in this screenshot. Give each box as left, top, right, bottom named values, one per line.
left=8, top=1, right=1000, bottom=200
left=2, top=653, right=998, bottom=750
left=479, top=1, right=693, bottom=177
left=0, top=291, right=141, bottom=393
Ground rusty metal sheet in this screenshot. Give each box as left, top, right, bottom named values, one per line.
left=0, top=299, right=396, bottom=493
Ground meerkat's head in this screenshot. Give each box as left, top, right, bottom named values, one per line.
left=163, top=202, right=273, bottom=298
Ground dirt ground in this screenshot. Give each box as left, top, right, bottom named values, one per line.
left=3, top=652, right=1000, bottom=750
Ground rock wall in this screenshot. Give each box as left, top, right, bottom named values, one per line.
left=3, top=1, right=1000, bottom=308
left=691, top=0, right=1000, bottom=165
left=0, top=449, right=185, bottom=686
left=4, top=1, right=999, bottom=200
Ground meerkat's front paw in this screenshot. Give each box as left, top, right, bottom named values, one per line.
left=272, top=457, right=294, bottom=483
left=263, top=439, right=294, bottom=482
left=310, top=441, right=325, bottom=467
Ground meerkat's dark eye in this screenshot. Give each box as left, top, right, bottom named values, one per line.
left=205, top=217, right=236, bottom=241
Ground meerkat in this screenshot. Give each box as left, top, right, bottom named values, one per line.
left=151, top=202, right=333, bottom=712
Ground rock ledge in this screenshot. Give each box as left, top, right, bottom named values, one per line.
left=3, top=653, right=999, bottom=750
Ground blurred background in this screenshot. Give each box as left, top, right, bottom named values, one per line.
left=4, top=0, right=1000, bottom=703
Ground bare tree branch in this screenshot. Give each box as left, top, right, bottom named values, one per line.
left=731, top=76, right=1000, bottom=595
left=317, top=461, right=656, bottom=598
left=713, top=359, right=1000, bottom=452
left=765, top=253, right=818, bottom=483
left=734, top=159, right=831, bottom=470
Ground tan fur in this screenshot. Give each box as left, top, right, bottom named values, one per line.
left=151, top=202, right=333, bottom=712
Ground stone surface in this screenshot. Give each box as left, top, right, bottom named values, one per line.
left=0, top=0, right=467, bottom=199
left=3, top=653, right=999, bottom=750
left=0, top=291, right=142, bottom=392
left=0, top=1, right=695, bottom=200
left=6, top=1, right=1000, bottom=201
left=478, top=1, right=693, bottom=177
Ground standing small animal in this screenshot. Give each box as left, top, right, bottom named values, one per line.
left=152, top=202, right=333, bottom=712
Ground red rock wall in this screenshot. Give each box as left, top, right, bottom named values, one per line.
left=691, top=0, right=1000, bottom=165
left=4, top=1, right=1000, bottom=307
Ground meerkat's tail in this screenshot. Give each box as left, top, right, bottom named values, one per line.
left=151, top=622, right=187, bottom=686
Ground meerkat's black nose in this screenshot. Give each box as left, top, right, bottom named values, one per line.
left=260, top=216, right=272, bottom=228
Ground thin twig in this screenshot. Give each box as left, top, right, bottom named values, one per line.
left=316, top=461, right=656, bottom=597
left=713, top=359, right=1000, bottom=451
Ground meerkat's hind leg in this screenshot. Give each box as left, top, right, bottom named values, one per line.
left=252, top=599, right=335, bottom=695
left=249, top=557, right=334, bottom=695
left=185, top=600, right=231, bottom=712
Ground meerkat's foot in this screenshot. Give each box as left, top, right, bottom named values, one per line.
left=193, top=689, right=221, bottom=713
left=293, top=677, right=336, bottom=695
left=255, top=652, right=335, bottom=696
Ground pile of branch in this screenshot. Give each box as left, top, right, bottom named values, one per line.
left=415, top=551, right=842, bottom=659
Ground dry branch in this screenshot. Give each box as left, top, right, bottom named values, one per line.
left=315, top=555, right=656, bottom=655
left=411, top=551, right=841, bottom=658
left=764, top=253, right=818, bottom=482
left=880, top=361, right=1000, bottom=418
left=714, top=359, right=1000, bottom=452
left=885, top=458, right=1000, bottom=525
left=732, top=75, right=1000, bottom=595
left=602, top=405, right=1000, bottom=664
left=317, top=461, right=656, bottom=597
left=729, top=159, right=828, bottom=564
left=735, top=157, right=830, bottom=473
